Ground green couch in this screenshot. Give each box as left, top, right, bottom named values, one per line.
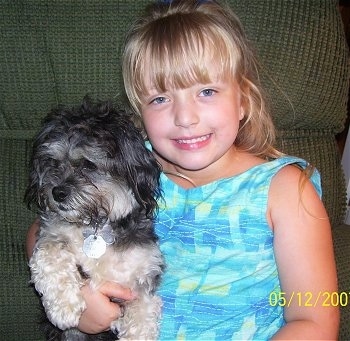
left=1, top=1, right=349, bottom=340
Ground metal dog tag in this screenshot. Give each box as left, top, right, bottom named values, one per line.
left=83, top=235, right=106, bottom=259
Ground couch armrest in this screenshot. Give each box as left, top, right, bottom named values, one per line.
left=333, top=224, right=350, bottom=340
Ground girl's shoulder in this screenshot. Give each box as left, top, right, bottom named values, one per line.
left=232, top=154, right=321, bottom=193
left=266, top=156, right=324, bottom=229
left=266, top=155, right=322, bottom=197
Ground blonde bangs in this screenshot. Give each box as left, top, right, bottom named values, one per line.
left=131, top=14, right=239, bottom=105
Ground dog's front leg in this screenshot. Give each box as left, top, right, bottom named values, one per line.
left=29, top=242, right=87, bottom=330
left=112, top=292, right=162, bottom=341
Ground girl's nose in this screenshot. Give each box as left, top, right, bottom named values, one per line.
left=173, top=100, right=199, bottom=128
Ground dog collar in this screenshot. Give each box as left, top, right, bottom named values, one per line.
left=82, top=218, right=115, bottom=258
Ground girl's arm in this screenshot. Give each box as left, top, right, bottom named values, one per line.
left=26, top=221, right=134, bottom=334
left=26, top=219, right=39, bottom=259
left=269, top=165, right=339, bottom=340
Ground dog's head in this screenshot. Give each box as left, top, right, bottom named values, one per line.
left=25, top=98, right=161, bottom=224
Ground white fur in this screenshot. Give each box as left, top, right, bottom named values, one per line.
left=27, top=101, right=163, bottom=340
left=30, top=221, right=163, bottom=339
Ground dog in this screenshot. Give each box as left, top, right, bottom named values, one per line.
left=26, top=98, right=164, bottom=340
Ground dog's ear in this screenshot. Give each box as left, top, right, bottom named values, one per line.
left=24, top=114, right=61, bottom=212
left=105, top=108, right=161, bottom=217
left=123, top=139, right=161, bottom=217
left=24, top=144, right=43, bottom=211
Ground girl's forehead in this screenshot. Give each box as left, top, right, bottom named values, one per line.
left=142, top=51, right=235, bottom=93
left=135, top=20, right=240, bottom=96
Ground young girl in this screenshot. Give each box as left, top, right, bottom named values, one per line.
left=27, top=0, right=339, bottom=339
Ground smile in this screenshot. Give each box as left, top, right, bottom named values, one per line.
left=176, top=134, right=211, bottom=144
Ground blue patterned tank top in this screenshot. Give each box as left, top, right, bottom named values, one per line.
left=155, top=156, right=321, bottom=340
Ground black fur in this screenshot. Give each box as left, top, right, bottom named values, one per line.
left=26, top=97, right=164, bottom=340
left=25, top=97, right=161, bottom=218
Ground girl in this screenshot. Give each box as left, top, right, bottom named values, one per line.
left=27, top=0, right=339, bottom=339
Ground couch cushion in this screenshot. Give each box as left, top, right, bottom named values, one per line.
left=232, top=0, right=349, bottom=133
left=0, top=139, right=41, bottom=339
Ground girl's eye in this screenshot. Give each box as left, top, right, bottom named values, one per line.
left=150, top=96, right=168, bottom=105
left=200, top=89, right=216, bottom=97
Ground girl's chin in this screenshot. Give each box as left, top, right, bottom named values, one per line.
left=153, top=142, right=219, bottom=172
left=168, top=157, right=214, bottom=173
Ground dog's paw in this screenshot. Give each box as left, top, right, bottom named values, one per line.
left=30, top=246, right=87, bottom=330
left=43, top=295, right=86, bottom=330
left=111, top=294, right=161, bottom=340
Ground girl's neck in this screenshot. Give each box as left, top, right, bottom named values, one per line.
left=163, top=170, right=197, bottom=188
left=158, top=148, right=266, bottom=190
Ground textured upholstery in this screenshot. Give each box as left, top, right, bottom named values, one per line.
left=0, top=1, right=349, bottom=340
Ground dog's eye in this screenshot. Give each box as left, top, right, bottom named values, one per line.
left=46, top=157, right=60, bottom=168
left=82, top=160, right=97, bottom=171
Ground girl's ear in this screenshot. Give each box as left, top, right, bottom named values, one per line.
left=238, top=81, right=250, bottom=121
left=239, top=106, right=245, bottom=120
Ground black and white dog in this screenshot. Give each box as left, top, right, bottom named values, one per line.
left=26, top=98, right=164, bottom=340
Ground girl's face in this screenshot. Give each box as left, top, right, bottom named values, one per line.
left=140, top=77, right=244, bottom=180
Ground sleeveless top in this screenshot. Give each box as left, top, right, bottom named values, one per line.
left=155, top=155, right=321, bottom=340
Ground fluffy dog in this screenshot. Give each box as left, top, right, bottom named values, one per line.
left=26, top=98, right=164, bottom=340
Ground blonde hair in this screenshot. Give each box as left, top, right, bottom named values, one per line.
left=122, top=0, right=281, bottom=158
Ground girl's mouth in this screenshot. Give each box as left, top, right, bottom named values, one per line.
left=174, top=134, right=212, bottom=150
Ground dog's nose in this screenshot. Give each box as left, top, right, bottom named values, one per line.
left=52, top=186, right=69, bottom=202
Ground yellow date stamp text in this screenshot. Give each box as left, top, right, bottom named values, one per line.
left=269, top=291, right=349, bottom=307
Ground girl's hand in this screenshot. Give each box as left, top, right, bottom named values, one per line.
left=78, top=281, right=136, bottom=334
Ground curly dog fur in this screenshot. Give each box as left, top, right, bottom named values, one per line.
left=26, top=98, right=164, bottom=340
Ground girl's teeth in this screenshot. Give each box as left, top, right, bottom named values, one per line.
left=177, top=134, right=210, bottom=144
